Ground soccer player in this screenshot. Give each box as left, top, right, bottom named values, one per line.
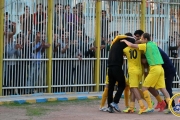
left=122, top=33, right=146, bottom=114
left=121, top=33, right=171, bottom=112
left=143, top=47, right=176, bottom=113
left=134, top=30, right=144, bottom=41
left=107, top=35, right=135, bottom=113
left=99, top=72, right=129, bottom=112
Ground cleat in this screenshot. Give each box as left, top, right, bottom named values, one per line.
left=99, top=107, right=109, bottom=112
left=159, top=101, right=166, bottom=112
left=123, top=107, right=134, bottom=113
left=155, top=102, right=161, bottom=109
left=164, top=109, right=171, bottom=114
left=138, top=107, right=146, bottom=114
left=145, top=108, right=154, bottom=113
left=108, top=106, right=115, bottom=113
left=110, top=102, right=121, bottom=112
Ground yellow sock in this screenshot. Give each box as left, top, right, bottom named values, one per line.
left=124, top=86, right=130, bottom=108
left=138, top=89, right=145, bottom=100
left=129, top=102, right=135, bottom=110
left=165, top=98, right=170, bottom=106
left=100, top=87, right=108, bottom=108
left=138, top=99, right=145, bottom=109
left=156, top=95, right=163, bottom=102
left=143, top=90, right=153, bottom=109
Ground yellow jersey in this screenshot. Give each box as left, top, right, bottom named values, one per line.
left=123, top=46, right=142, bottom=72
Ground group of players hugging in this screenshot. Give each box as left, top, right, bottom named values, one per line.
left=99, top=30, right=176, bottom=114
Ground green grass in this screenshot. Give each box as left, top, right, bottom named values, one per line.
left=1, top=98, right=101, bottom=117
left=26, top=107, right=49, bottom=116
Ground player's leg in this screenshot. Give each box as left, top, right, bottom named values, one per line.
left=128, top=72, right=146, bottom=114
left=110, top=67, right=126, bottom=112
left=142, top=66, right=161, bottom=112
left=148, top=87, right=166, bottom=112
left=165, top=74, right=175, bottom=107
left=107, top=67, right=116, bottom=113
left=124, top=77, right=130, bottom=108
left=99, top=72, right=109, bottom=111
left=163, top=74, right=175, bottom=114
left=99, top=84, right=109, bottom=111
left=123, top=88, right=137, bottom=113
left=155, top=66, right=171, bottom=112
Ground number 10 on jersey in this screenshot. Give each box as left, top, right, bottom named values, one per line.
left=129, top=49, right=137, bottom=59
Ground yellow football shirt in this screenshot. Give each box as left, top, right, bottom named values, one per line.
left=123, top=46, right=142, bottom=72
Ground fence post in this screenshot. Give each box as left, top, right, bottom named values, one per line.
left=140, top=0, right=146, bottom=31
left=94, top=0, right=101, bottom=92
left=46, top=0, right=53, bottom=93
left=0, top=0, right=4, bottom=96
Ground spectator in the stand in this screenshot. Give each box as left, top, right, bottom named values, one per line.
left=4, top=22, right=23, bottom=95
left=15, top=33, right=30, bottom=94
left=83, top=36, right=96, bottom=58
left=45, top=6, right=48, bottom=15
left=53, top=33, right=60, bottom=57
left=60, top=33, right=69, bottom=58
left=20, top=6, right=33, bottom=35
left=101, top=10, right=112, bottom=39
left=26, top=32, right=50, bottom=94
left=169, top=36, right=178, bottom=58
left=33, top=3, right=46, bottom=31
left=4, top=12, right=13, bottom=34
left=52, top=33, right=61, bottom=87
left=77, top=29, right=85, bottom=48
left=54, top=3, right=64, bottom=34
left=76, top=2, right=85, bottom=20
left=72, top=40, right=81, bottom=80
left=109, top=31, right=119, bottom=41
left=64, top=5, right=78, bottom=32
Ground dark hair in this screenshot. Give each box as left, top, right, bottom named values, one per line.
left=101, top=10, right=106, bottom=14
left=24, top=6, right=29, bottom=11
left=142, top=33, right=151, bottom=41
left=45, top=6, right=48, bottom=10
left=55, top=3, right=59, bottom=7
left=37, top=3, right=43, bottom=8
left=73, top=6, right=77, bottom=9
left=65, top=5, right=70, bottom=8
left=134, top=30, right=144, bottom=36
left=125, top=32, right=133, bottom=37
left=5, top=12, right=8, bottom=16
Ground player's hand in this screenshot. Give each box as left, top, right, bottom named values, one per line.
left=121, top=39, right=126, bottom=42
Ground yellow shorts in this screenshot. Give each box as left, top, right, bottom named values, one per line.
left=143, top=65, right=165, bottom=89
left=105, top=75, right=128, bottom=85
left=128, top=71, right=142, bottom=88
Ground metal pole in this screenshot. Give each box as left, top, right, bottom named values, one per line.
left=0, top=0, right=5, bottom=96
left=140, top=0, right=146, bottom=31
left=94, top=0, right=101, bottom=92
left=47, top=0, right=53, bottom=93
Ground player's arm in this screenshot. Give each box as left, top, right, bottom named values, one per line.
left=135, top=40, right=142, bottom=44
left=121, top=40, right=138, bottom=48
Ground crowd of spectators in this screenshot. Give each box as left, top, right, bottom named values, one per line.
left=3, top=1, right=180, bottom=95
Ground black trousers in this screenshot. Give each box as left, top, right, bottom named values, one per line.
left=165, top=73, right=175, bottom=107
left=108, top=66, right=126, bottom=107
